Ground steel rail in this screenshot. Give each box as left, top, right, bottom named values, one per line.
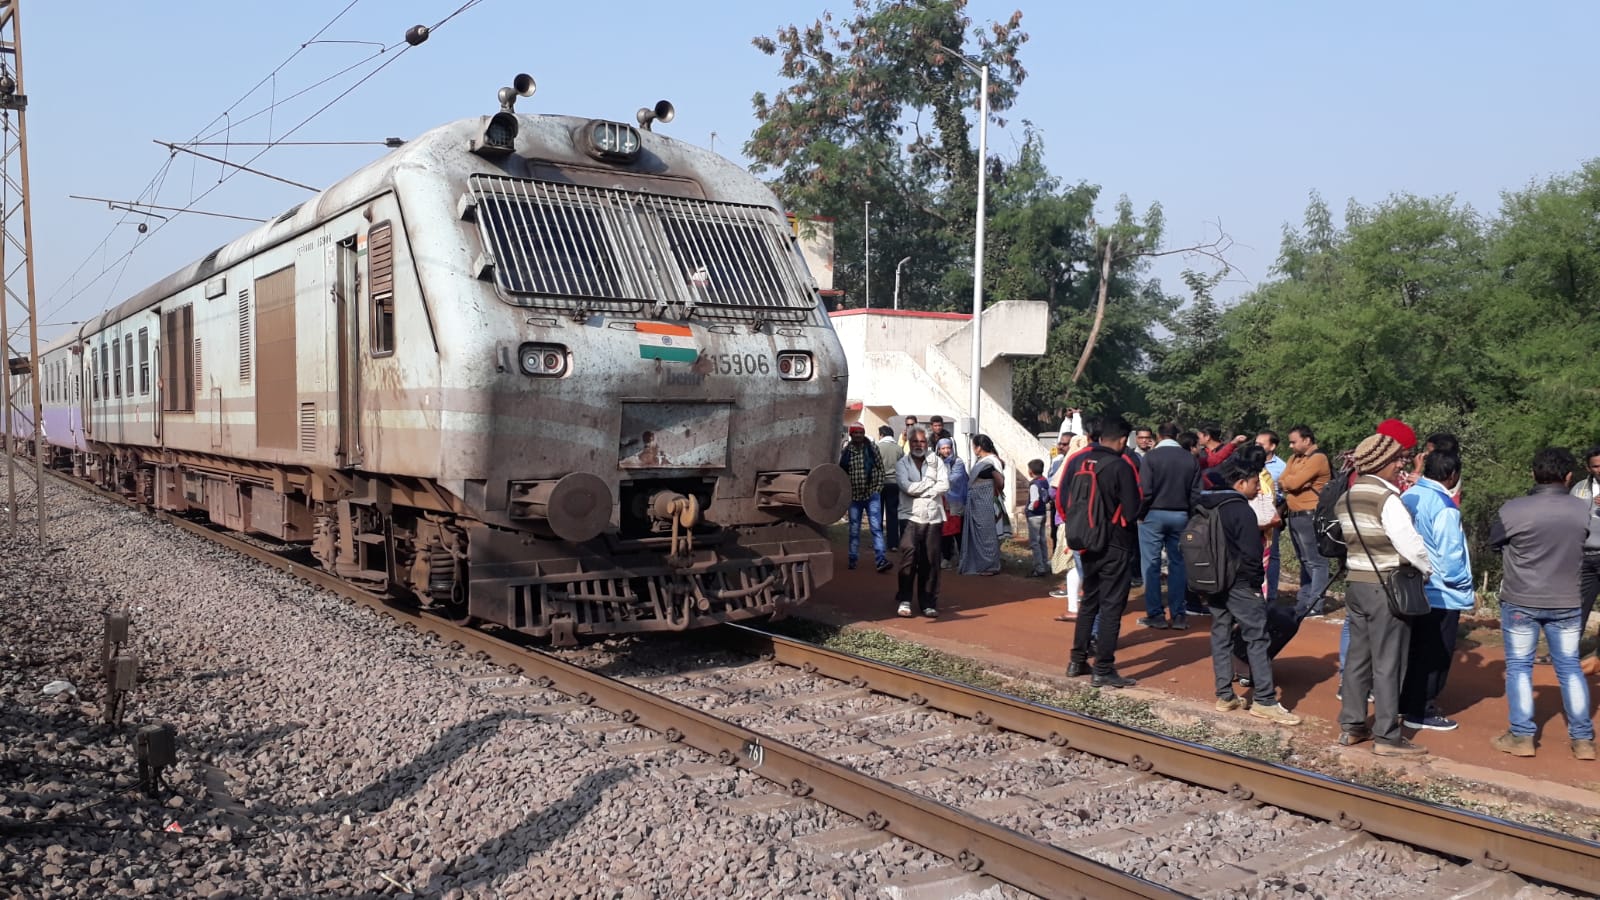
left=37, top=464, right=1600, bottom=895
left=32, top=467, right=1178, bottom=900
left=722, top=624, right=1600, bottom=895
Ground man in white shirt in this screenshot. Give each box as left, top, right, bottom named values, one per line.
left=895, top=428, right=949, bottom=619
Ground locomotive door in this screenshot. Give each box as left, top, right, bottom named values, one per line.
left=333, top=235, right=362, bottom=468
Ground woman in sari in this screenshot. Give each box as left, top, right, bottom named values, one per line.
left=938, top=438, right=968, bottom=568
left=960, top=434, right=1007, bottom=576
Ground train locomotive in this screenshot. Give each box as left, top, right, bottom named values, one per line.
left=19, top=76, right=852, bottom=644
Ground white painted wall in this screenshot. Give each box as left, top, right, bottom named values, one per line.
left=831, top=302, right=1051, bottom=526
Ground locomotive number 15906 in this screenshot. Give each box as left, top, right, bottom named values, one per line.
left=707, top=353, right=771, bottom=376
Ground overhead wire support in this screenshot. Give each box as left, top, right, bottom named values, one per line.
left=68, top=195, right=268, bottom=225
left=154, top=141, right=321, bottom=193
left=0, top=0, right=44, bottom=540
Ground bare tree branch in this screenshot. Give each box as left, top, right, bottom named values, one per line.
left=1071, top=235, right=1114, bottom=385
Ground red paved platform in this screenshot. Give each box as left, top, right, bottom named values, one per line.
left=807, top=550, right=1600, bottom=794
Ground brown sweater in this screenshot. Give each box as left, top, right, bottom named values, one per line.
left=1279, top=450, right=1331, bottom=513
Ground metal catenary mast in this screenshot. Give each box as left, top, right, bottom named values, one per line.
left=0, top=0, right=45, bottom=540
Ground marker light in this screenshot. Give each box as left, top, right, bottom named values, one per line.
left=519, top=343, right=568, bottom=377
left=777, top=352, right=812, bottom=381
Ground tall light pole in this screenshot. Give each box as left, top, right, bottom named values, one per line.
left=892, top=256, right=911, bottom=310
left=863, top=200, right=872, bottom=308
left=935, top=43, right=989, bottom=445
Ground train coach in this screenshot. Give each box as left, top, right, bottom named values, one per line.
left=22, top=76, right=852, bottom=644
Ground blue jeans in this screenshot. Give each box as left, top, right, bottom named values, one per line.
left=1339, top=616, right=1349, bottom=674
left=1502, top=603, right=1592, bottom=740
left=1266, top=526, right=1282, bottom=601
left=1286, top=513, right=1332, bottom=616
left=1026, top=514, right=1049, bottom=574
left=1139, top=510, right=1189, bottom=620
left=847, top=494, right=886, bottom=566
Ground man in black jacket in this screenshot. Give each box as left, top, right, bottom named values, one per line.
left=1204, top=456, right=1301, bottom=725
left=1137, top=422, right=1201, bottom=629
left=1066, top=416, right=1143, bottom=688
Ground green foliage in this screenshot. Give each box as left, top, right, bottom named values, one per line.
left=749, top=2, right=1179, bottom=422
left=1172, top=162, right=1600, bottom=574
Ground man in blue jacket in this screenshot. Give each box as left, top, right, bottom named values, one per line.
left=1398, top=451, right=1472, bottom=732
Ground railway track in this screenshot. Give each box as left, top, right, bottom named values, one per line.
left=31, top=462, right=1600, bottom=898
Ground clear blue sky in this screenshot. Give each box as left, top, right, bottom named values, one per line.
left=13, top=0, right=1600, bottom=342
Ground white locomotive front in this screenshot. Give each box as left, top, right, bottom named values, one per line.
left=46, top=77, right=851, bottom=643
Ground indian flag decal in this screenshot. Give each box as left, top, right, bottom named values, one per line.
left=635, top=322, right=698, bottom=362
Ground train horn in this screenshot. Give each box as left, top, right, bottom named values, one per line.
left=636, top=100, right=675, bottom=131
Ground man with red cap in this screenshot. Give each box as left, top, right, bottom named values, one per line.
left=1375, top=418, right=1418, bottom=451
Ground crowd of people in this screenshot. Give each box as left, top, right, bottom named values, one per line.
left=839, top=415, right=1026, bottom=619
left=846, top=411, right=1600, bottom=761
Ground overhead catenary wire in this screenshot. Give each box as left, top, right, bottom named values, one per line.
left=36, top=0, right=488, bottom=335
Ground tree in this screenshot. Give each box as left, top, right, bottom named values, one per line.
left=747, top=0, right=1028, bottom=311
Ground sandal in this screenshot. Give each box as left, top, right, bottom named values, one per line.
left=1053, top=614, right=1077, bottom=622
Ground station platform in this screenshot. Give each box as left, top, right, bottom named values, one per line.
left=806, top=545, right=1600, bottom=806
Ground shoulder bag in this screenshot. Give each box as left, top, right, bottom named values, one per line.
left=1345, top=485, right=1429, bottom=618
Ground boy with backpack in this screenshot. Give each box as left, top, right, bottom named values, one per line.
left=1026, top=459, right=1051, bottom=577
left=1189, top=455, right=1302, bottom=725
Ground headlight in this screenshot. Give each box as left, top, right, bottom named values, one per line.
left=586, top=120, right=642, bottom=162
left=519, top=342, right=568, bottom=377
left=777, top=351, right=812, bottom=381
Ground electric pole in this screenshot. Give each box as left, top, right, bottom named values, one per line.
left=0, top=0, right=45, bottom=541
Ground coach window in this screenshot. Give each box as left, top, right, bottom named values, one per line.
left=124, top=336, right=134, bottom=399
left=368, top=221, right=395, bottom=356
left=113, top=338, right=122, bottom=398
left=100, top=343, right=109, bottom=400
left=138, top=328, right=150, bottom=395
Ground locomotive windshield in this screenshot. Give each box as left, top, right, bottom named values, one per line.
left=468, top=174, right=814, bottom=316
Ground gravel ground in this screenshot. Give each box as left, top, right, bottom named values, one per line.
left=0, top=473, right=1028, bottom=899
left=561, top=637, right=1587, bottom=899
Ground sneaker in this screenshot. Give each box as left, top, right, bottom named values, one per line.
left=848, top=559, right=858, bottom=570
left=1169, top=617, right=1190, bottom=631
left=1048, top=589, right=1072, bottom=599
left=921, top=607, right=938, bottom=618
left=1136, top=616, right=1169, bottom=629
left=1185, top=606, right=1212, bottom=617
left=1028, top=568, right=1049, bottom=578
left=896, top=601, right=913, bottom=618
left=1216, top=695, right=1248, bottom=712
left=1536, top=654, right=1553, bottom=666
left=1337, top=729, right=1372, bottom=747
left=1403, top=715, right=1459, bottom=732
left=1492, top=732, right=1535, bottom=758
left=1091, top=671, right=1137, bottom=689
left=1574, top=739, right=1597, bottom=761
left=1250, top=702, right=1301, bottom=726
left=1234, top=673, right=1253, bottom=689
left=939, top=559, right=953, bottom=570
left=1373, top=738, right=1428, bottom=757
left=1066, top=661, right=1089, bottom=677
left=875, top=558, right=892, bottom=573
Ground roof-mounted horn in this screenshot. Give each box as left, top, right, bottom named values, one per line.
left=636, top=100, right=674, bottom=132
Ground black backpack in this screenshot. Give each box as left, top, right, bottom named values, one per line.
left=1182, top=498, right=1241, bottom=595
left=1063, top=452, right=1115, bottom=554
left=1313, top=464, right=1354, bottom=562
